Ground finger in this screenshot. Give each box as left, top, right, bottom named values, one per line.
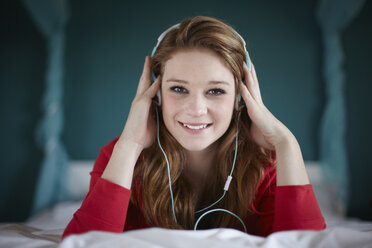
left=243, top=62, right=259, bottom=102
left=250, top=63, right=263, bottom=103
left=240, top=82, right=267, bottom=125
left=240, top=81, right=255, bottom=106
left=144, top=75, right=161, bottom=100
left=251, top=62, right=258, bottom=84
left=137, top=56, right=152, bottom=95
left=243, top=62, right=263, bottom=105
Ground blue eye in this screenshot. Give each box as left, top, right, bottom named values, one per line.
left=170, top=86, right=188, bottom=94
left=208, top=88, right=226, bottom=95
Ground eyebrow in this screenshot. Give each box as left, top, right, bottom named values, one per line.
left=165, top=78, right=231, bottom=86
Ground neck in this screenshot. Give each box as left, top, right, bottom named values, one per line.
left=184, top=142, right=219, bottom=197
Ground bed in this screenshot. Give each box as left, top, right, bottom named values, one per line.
left=1, top=162, right=371, bottom=248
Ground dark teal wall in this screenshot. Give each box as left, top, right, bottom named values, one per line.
left=0, top=0, right=45, bottom=221
left=63, top=0, right=323, bottom=161
left=0, top=0, right=371, bottom=221
left=343, top=2, right=372, bottom=221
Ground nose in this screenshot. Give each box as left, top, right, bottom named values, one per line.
left=184, top=93, right=208, bottom=117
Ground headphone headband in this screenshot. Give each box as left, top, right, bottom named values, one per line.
left=151, top=22, right=251, bottom=70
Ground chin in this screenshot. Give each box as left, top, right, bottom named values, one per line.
left=177, top=139, right=217, bottom=152
left=181, top=145, right=209, bottom=152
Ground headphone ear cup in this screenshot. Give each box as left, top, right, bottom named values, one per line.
left=151, top=70, right=161, bottom=106
left=235, top=94, right=240, bottom=111
left=235, top=51, right=250, bottom=111
left=235, top=93, right=245, bottom=111
left=156, top=90, right=162, bottom=106
left=246, top=51, right=252, bottom=72
left=152, top=89, right=161, bottom=106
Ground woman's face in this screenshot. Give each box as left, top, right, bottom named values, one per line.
left=161, top=48, right=236, bottom=152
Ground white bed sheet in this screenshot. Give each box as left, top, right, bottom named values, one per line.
left=59, top=226, right=372, bottom=248
left=1, top=200, right=371, bottom=248
left=0, top=200, right=82, bottom=248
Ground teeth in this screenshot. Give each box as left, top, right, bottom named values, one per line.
left=183, top=123, right=208, bottom=130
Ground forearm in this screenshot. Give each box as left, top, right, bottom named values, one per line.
left=274, top=127, right=310, bottom=186
left=101, top=137, right=143, bottom=189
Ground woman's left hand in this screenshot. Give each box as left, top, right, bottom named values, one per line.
left=240, top=62, right=290, bottom=151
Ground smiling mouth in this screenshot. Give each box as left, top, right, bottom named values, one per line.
left=179, top=122, right=212, bottom=130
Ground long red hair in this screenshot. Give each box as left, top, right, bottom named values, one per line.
left=132, top=16, right=273, bottom=230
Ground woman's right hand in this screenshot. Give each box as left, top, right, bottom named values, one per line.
left=119, top=56, right=160, bottom=150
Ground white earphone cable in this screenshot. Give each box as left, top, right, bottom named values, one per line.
left=155, top=107, right=246, bottom=232
left=156, top=107, right=178, bottom=224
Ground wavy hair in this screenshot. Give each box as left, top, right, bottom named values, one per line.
left=132, top=16, right=273, bottom=230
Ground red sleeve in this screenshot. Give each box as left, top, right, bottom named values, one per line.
left=273, top=185, right=326, bottom=232
left=248, top=163, right=326, bottom=237
left=62, top=137, right=132, bottom=239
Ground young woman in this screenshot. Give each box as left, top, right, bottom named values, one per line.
left=62, top=16, right=326, bottom=239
